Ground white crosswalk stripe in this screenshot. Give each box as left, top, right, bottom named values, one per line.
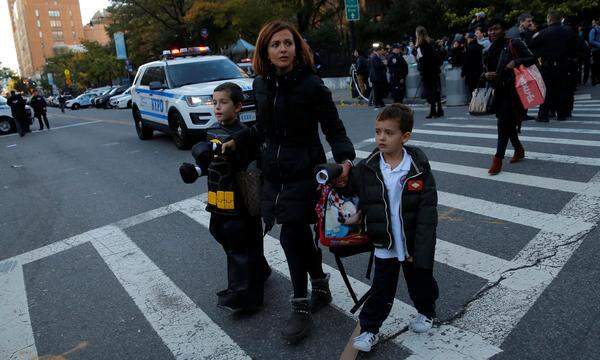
left=426, top=122, right=600, bottom=135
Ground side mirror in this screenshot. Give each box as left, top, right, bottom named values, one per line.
left=149, top=82, right=166, bottom=90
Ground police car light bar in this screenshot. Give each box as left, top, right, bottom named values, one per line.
left=161, top=46, right=211, bottom=59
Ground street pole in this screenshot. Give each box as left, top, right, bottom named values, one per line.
left=349, top=20, right=357, bottom=52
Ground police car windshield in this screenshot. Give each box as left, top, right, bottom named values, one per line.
left=168, top=59, right=248, bottom=88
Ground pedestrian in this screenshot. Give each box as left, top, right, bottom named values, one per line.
left=468, top=12, right=488, bottom=33
left=416, top=26, right=444, bottom=118
left=590, top=20, right=600, bottom=85
left=462, top=32, right=484, bottom=97
left=369, top=46, right=388, bottom=109
left=507, top=12, right=535, bottom=45
left=387, top=43, right=409, bottom=103
left=484, top=19, right=536, bottom=175
left=449, top=35, right=466, bottom=68
left=222, top=20, right=356, bottom=343
left=353, top=49, right=371, bottom=100
left=179, top=82, right=271, bottom=313
left=475, top=27, right=491, bottom=52
left=578, top=24, right=591, bottom=86
left=529, top=9, right=578, bottom=121
left=7, top=90, right=28, bottom=137
left=30, top=89, right=50, bottom=130
left=329, top=104, right=439, bottom=352
left=58, top=92, right=67, bottom=113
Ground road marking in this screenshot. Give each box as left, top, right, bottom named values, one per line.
left=0, top=261, right=37, bottom=360
left=353, top=150, right=600, bottom=197
left=0, top=120, right=103, bottom=138
left=176, top=198, right=502, bottom=360
left=437, top=192, right=595, bottom=236
left=447, top=116, right=600, bottom=125
left=356, top=139, right=600, bottom=167
left=413, top=128, right=600, bottom=147
left=454, top=172, right=600, bottom=346
left=574, top=93, right=592, bottom=100
left=526, top=111, right=600, bottom=119
left=435, top=239, right=510, bottom=282
left=426, top=122, right=600, bottom=135
left=91, top=225, right=250, bottom=360
left=569, top=99, right=600, bottom=103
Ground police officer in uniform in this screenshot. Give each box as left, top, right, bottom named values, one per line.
left=7, top=91, right=28, bottom=137
left=30, top=89, right=50, bottom=130
left=530, top=9, right=578, bottom=122
left=387, top=43, right=409, bottom=103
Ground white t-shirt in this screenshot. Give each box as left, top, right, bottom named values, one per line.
left=374, top=149, right=412, bottom=260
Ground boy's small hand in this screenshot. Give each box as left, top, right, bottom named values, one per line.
left=332, top=161, right=352, bottom=187
left=221, top=139, right=236, bottom=154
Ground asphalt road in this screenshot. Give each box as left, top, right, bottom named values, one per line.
left=1, top=90, right=599, bottom=360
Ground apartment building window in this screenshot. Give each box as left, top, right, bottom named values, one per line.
left=72, top=31, right=76, bottom=39
left=39, top=31, right=43, bottom=38
left=48, top=10, right=60, bottom=17
left=69, top=9, right=72, bottom=16
left=50, top=20, right=62, bottom=28
left=36, top=20, right=41, bottom=27
left=35, top=9, right=39, bottom=17
left=52, top=30, right=64, bottom=41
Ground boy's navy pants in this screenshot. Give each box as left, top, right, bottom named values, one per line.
left=359, top=257, right=439, bottom=334
left=209, top=213, right=270, bottom=307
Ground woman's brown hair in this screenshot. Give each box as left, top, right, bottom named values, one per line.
left=253, top=20, right=315, bottom=77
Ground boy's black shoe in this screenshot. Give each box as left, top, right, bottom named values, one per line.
left=309, top=273, right=332, bottom=313
left=218, top=291, right=262, bottom=313
left=282, top=297, right=311, bottom=344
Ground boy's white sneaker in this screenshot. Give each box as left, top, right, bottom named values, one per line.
left=409, top=313, right=433, bottom=333
left=352, top=331, right=378, bottom=352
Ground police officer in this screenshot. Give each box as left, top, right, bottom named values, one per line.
left=369, top=46, right=388, bottom=109
left=7, top=90, right=28, bottom=137
left=30, top=89, right=50, bottom=130
left=530, top=9, right=578, bottom=122
left=387, top=43, right=409, bottom=103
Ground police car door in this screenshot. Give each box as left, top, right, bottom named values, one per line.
left=138, top=66, right=168, bottom=125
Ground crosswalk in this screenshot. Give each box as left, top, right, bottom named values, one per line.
left=1, top=96, right=600, bottom=359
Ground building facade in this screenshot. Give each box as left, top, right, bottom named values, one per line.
left=83, top=10, right=111, bottom=46
left=8, top=0, right=85, bottom=78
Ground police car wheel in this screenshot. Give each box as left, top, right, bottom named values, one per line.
left=133, top=106, right=153, bottom=140
left=0, top=117, right=15, bottom=135
left=170, top=112, right=192, bottom=150
left=72, top=103, right=80, bottom=110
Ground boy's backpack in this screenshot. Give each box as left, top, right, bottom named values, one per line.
left=316, top=184, right=368, bottom=247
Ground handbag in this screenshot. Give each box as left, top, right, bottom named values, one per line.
left=508, top=40, right=546, bottom=109
left=234, top=161, right=262, bottom=217
left=468, top=77, right=495, bottom=115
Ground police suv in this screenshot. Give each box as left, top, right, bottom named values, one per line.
left=130, top=47, right=255, bottom=149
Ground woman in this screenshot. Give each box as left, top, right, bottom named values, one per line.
left=415, top=26, right=444, bottom=118
left=484, top=20, right=535, bottom=175
left=225, top=20, right=355, bottom=343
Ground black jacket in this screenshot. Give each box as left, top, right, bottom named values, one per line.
left=356, top=55, right=369, bottom=77
left=461, top=41, right=484, bottom=80
left=233, top=66, right=355, bottom=227
left=7, top=94, right=26, bottom=117
left=369, top=54, right=387, bottom=84
left=30, top=95, right=47, bottom=113
left=345, top=146, right=437, bottom=269
left=387, top=52, right=408, bottom=84
left=529, top=23, right=577, bottom=64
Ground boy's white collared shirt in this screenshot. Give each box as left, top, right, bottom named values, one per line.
left=375, top=149, right=412, bottom=261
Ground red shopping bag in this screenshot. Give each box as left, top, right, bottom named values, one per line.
left=513, top=64, right=546, bottom=109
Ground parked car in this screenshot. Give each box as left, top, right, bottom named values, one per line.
left=0, top=96, right=34, bottom=135
left=109, top=87, right=132, bottom=109
left=66, top=93, right=97, bottom=110
left=51, top=95, right=73, bottom=107
left=94, top=85, right=129, bottom=108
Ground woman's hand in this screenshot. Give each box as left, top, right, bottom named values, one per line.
left=332, top=161, right=352, bottom=187
left=506, top=60, right=516, bottom=69
left=484, top=72, right=497, bottom=81
left=221, top=139, right=236, bottom=154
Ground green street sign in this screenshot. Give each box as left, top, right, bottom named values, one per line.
left=345, top=0, right=360, bottom=21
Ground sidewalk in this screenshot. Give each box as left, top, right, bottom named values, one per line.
left=331, top=87, right=427, bottom=106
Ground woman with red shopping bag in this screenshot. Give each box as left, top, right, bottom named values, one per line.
left=483, top=19, right=536, bottom=175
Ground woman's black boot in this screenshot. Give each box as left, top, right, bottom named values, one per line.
left=281, top=297, right=312, bottom=344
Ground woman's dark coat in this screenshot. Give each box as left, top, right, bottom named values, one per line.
left=233, top=66, right=355, bottom=229
left=417, top=41, right=442, bottom=101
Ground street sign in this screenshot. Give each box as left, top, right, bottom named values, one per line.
left=64, top=69, right=70, bottom=77
left=345, top=0, right=360, bottom=21
left=47, top=73, right=54, bottom=86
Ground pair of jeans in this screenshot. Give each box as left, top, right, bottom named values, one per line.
left=359, top=257, right=439, bottom=334
left=592, top=52, right=600, bottom=84
left=495, top=118, right=522, bottom=159
left=209, top=213, right=269, bottom=307
left=35, top=112, right=49, bottom=130
left=279, top=222, right=326, bottom=298
left=372, top=81, right=387, bottom=107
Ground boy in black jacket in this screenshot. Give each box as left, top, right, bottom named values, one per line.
left=339, top=104, right=439, bottom=352
left=179, top=83, right=270, bottom=312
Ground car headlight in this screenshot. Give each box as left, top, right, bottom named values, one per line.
left=185, top=95, right=213, bottom=107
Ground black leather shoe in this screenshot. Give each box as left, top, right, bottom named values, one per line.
left=282, top=298, right=311, bottom=344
